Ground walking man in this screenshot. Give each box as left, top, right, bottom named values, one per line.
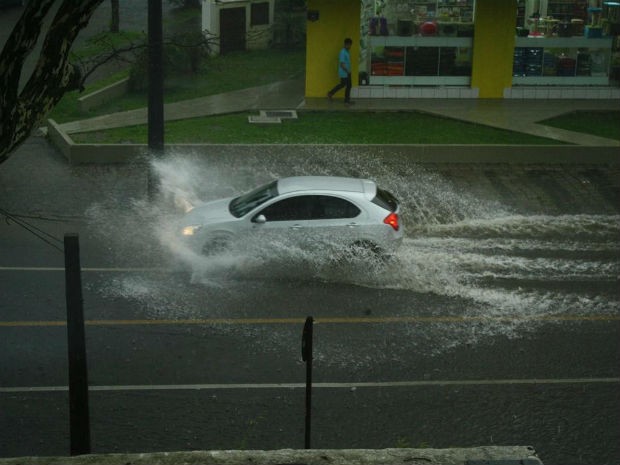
left=327, top=38, right=353, bottom=104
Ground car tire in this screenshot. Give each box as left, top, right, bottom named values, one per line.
left=335, top=240, right=388, bottom=266
left=349, top=240, right=383, bottom=256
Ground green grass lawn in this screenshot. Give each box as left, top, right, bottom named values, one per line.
left=71, top=111, right=566, bottom=145
left=48, top=48, right=306, bottom=124
left=539, top=111, right=620, bottom=141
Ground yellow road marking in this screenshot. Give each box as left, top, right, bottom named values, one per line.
left=1, top=314, right=619, bottom=328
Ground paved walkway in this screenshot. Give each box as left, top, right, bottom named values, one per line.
left=58, top=80, right=306, bottom=135
left=57, top=78, right=620, bottom=147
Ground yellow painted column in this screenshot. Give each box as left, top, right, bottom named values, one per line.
left=305, top=0, right=360, bottom=99
left=471, top=0, right=517, bottom=98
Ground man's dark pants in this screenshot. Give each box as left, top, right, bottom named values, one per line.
left=328, top=74, right=352, bottom=102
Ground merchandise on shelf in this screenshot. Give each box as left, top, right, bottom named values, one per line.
left=543, top=51, right=558, bottom=75
left=384, top=1, right=474, bottom=33
left=557, top=54, right=577, bottom=75
left=547, top=0, right=587, bottom=21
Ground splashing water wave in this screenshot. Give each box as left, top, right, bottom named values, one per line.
left=88, top=154, right=620, bottom=357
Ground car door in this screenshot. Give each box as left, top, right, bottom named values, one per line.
left=250, top=195, right=316, bottom=248
left=251, top=194, right=363, bottom=251
left=307, top=195, right=363, bottom=248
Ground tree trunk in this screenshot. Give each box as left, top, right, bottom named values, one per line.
left=110, top=0, right=120, bottom=33
left=0, top=0, right=105, bottom=165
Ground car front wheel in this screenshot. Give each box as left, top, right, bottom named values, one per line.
left=201, top=235, right=232, bottom=256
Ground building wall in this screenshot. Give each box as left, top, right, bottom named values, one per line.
left=471, top=0, right=517, bottom=98
left=305, top=0, right=361, bottom=98
left=202, top=0, right=275, bottom=55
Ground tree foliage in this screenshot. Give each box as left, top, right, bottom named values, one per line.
left=0, top=0, right=104, bottom=165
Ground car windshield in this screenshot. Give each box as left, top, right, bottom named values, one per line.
left=229, top=180, right=279, bottom=218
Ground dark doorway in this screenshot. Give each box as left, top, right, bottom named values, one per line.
left=220, top=7, right=246, bottom=54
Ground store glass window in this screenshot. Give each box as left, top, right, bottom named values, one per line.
left=362, top=0, right=475, bottom=86
left=512, top=0, right=619, bottom=85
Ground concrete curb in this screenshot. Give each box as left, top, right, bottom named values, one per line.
left=77, top=78, right=130, bottom=112
left=46, top=119, right=74, bottom=161
left=0, top=447, right=543, bottom=465
left=45, top=119, right=620, bottom=165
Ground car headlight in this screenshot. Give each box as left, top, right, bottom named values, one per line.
left=182, top=225, right=202, bottom=236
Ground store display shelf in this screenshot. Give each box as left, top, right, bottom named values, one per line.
left=514, top=36, right=612, bottom=48
left=369, top=36, right=473, bottom=48
left=512, top=76, right=610, bottom=85
left=370, top=76, right=471, bottom=85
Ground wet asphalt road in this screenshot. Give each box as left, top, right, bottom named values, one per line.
left=1, top=136, right=619, bottom=465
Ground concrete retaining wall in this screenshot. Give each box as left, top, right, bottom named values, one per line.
left=47, top=119, right=620, bottom=166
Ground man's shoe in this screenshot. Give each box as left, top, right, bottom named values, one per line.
left=327, top=93, right=333, bottom=101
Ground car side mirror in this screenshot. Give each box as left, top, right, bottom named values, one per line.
left=254, top=214, right=267, bottom=224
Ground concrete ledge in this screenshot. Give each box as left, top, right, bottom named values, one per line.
left=46, top=119, right=73, bottom=161
left=68, top=141, right=145, bottom=164
left=77, top=77, right=129, bottom=112
left=46, top=119, right=620, bottom=166
left=0, top=447, right=543, bottom=465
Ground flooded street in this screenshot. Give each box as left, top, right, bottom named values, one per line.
left=2, top=145, right=619, bottom=464
left=87, top=152, right=620, bottom=358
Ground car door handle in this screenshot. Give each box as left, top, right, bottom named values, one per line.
left=347, top=222, right=359, bottom=228
left=289, top=224, right=302, bottom=230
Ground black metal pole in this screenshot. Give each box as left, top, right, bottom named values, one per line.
left=64, top=233, right=91, bottom=456
left=302, top=316, right=313, bottom=449
left=148, top=0, right=164, bottom=152
left=148, top=0, right=164, bottom=199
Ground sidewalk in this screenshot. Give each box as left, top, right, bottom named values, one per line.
left=57, top=79, right=620, bottom=147
left=58, top=80, right=307, bottom=135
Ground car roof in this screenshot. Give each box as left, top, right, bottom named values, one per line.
left=277, top=176, right=376, bottom=199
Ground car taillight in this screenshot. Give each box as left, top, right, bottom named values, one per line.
left=383, top=212, right=399, bottom=231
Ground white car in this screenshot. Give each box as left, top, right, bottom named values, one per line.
left=179, top=176, right=403, bottom=256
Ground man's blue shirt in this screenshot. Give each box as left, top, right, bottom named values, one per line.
left=338, top=47, right=351, bottom=78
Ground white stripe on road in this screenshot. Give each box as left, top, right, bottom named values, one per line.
left=2, top=378, right=619, bottom=393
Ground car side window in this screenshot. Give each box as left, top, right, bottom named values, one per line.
left=258, top=195, right=314, bottom=221
left=314, top=195, right=360, bottom=219
left=257, top=195, right=361, bottom=221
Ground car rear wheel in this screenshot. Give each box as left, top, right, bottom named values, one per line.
left=349, top=240, right=383, bottom=256
left=336, top=240, right=388, bottom=265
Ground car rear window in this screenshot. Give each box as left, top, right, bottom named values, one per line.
left=371, top=187, right=398, bottom=212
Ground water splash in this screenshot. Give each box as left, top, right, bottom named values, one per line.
left=88, top=152, right=620, bottom=360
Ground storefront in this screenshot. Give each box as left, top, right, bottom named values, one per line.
left=304, top=0, right=620, bottom=99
